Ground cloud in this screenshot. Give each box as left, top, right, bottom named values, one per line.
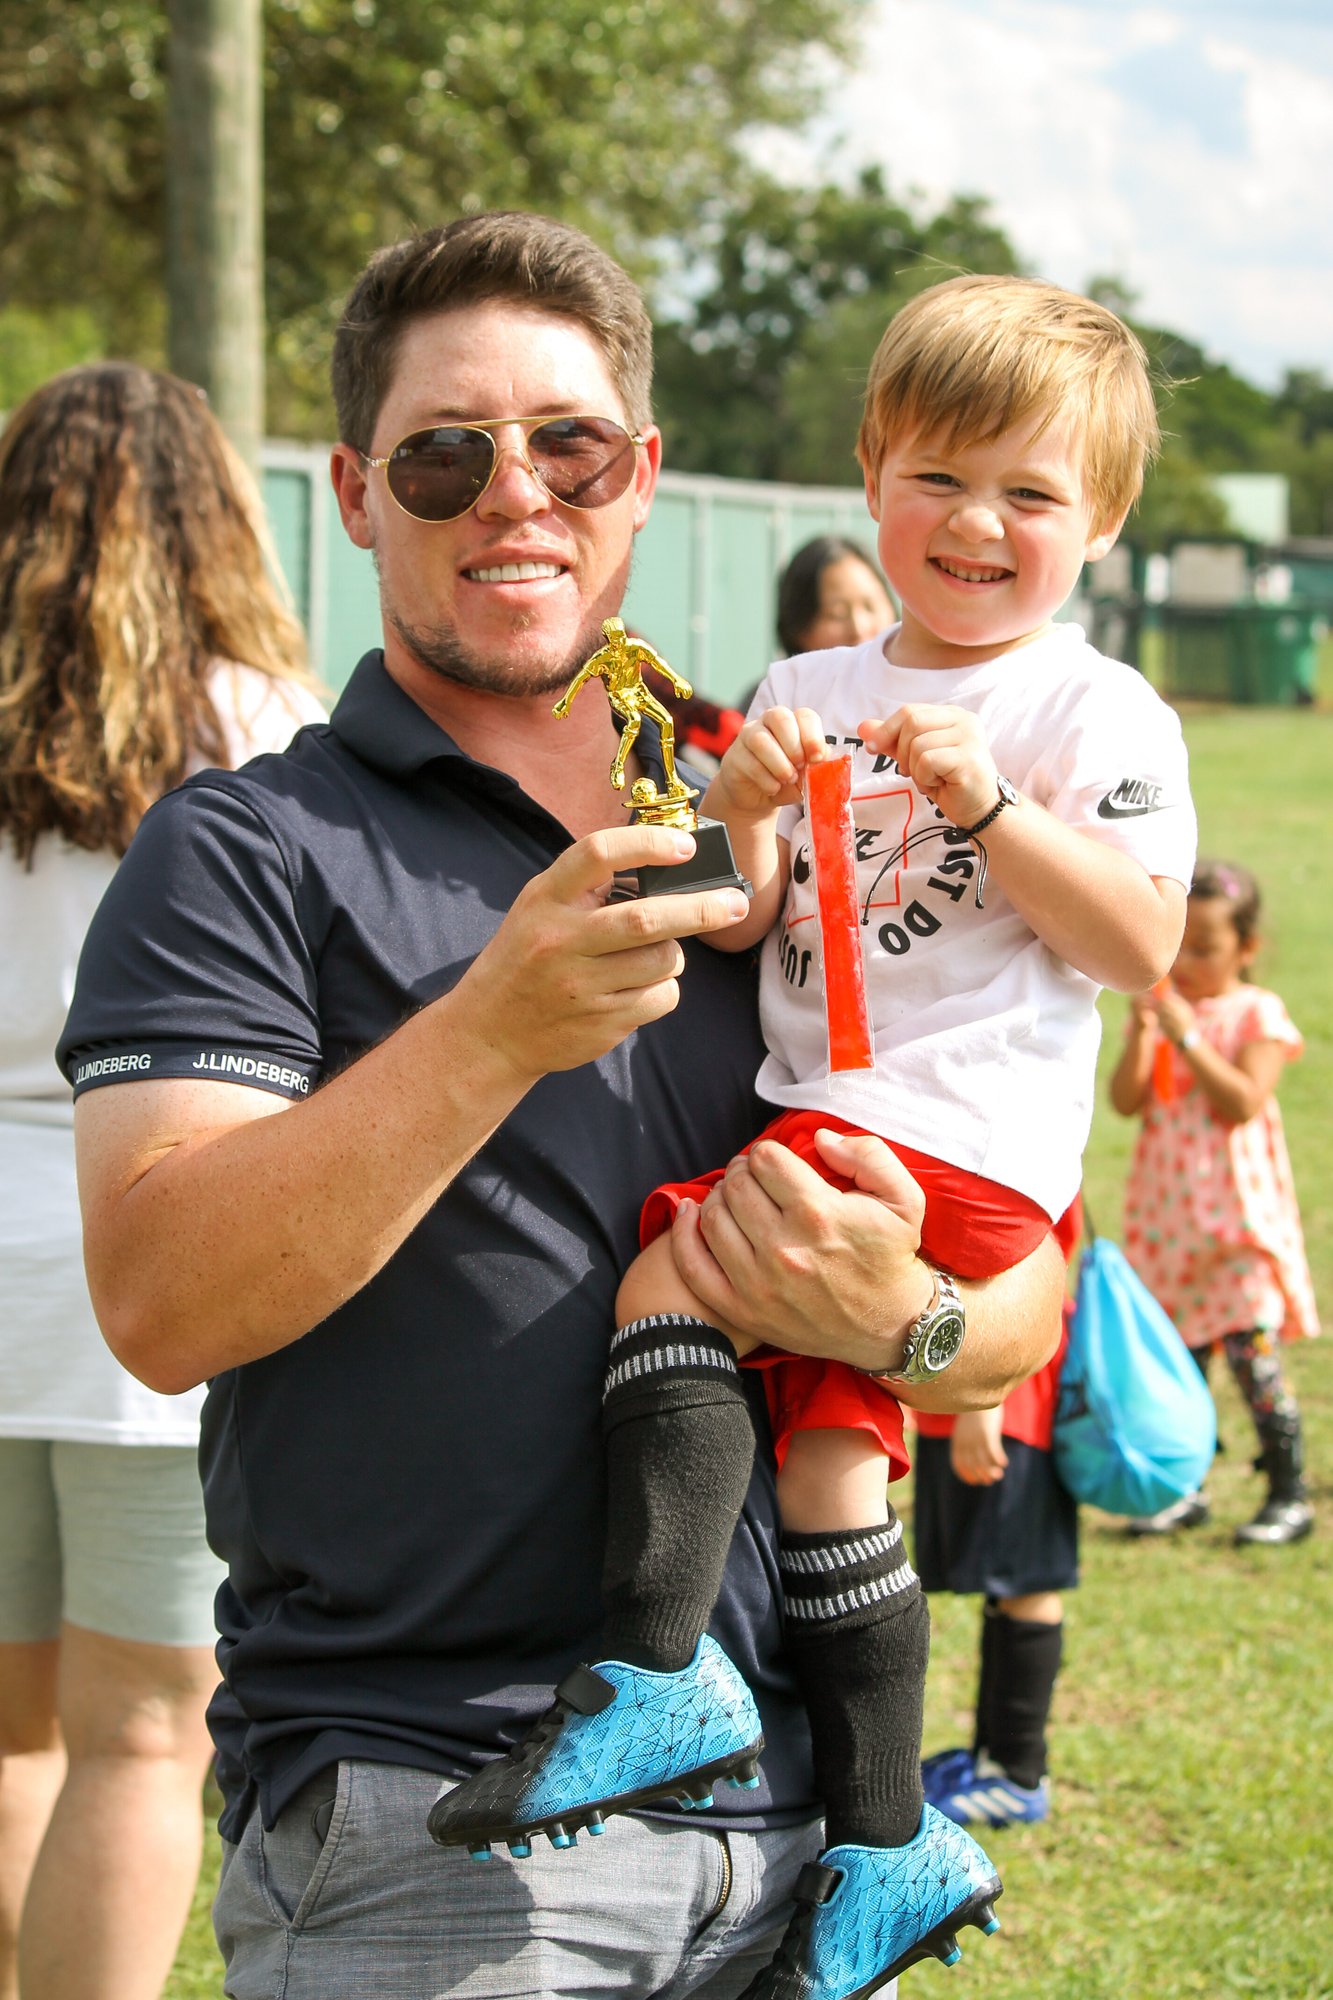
left=772, top=0, right=1333, bottom=386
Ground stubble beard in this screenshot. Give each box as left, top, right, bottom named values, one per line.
left=386, top=603, right=611, bottom=701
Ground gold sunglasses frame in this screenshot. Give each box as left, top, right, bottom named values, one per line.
left=359, top=414, right=646, bottom=522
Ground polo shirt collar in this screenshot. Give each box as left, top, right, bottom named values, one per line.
left=330, top=651, right=465, bottom=777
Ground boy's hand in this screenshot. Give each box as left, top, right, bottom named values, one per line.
left=950, top=1407, right=1008, bottom=1486
left=712, top=705, right=827, bottom=819
left=859, top=704, right=999, bottom=832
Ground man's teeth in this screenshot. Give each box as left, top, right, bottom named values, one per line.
left=467, top=561, right=562, bottom=582
left=936, top=558, right=1007, bottom=582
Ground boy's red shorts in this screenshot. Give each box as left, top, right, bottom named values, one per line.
left=639, top=1108, right=1052, bottom=1483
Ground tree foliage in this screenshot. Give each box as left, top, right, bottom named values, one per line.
left=2, top=5, right=1330, bottom=540
left=0, top=0, right=857, bottom=431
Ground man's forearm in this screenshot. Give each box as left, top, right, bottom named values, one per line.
left=889, top=1234, right=1066, bottom=1414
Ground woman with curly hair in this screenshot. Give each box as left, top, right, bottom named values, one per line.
left=0, top=363, right=324, bottom=2000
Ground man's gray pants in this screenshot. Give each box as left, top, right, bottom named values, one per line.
left=216, top=1760, right=895, bottom=1999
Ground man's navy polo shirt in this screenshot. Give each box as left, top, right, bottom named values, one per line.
left=60, top=651, right=816, bottom=1841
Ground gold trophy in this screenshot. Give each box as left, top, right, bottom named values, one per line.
left=554, top=618, right=751, bottom=898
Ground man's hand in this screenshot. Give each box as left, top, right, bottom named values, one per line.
left=671, top=1127, right=1066, bottom=1409
left=950, top=1407, right=1009, bottom=1486
left=858, top=704, right=998, bottom=832
left=669, top=1128, right=932, bottom=1372
left=452, top=824, right=751, bottom=1086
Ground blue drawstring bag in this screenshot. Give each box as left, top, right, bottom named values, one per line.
left=1054, top=1234, right=1216, bottom=1518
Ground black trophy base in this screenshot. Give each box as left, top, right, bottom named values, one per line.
left=637, top=816, right=753, bottom=899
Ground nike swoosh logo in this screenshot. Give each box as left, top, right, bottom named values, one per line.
left=1097, top=796, right=1162, bottom=819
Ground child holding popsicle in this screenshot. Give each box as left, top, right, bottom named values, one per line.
left=434, top=275, right=1197, bottom=2000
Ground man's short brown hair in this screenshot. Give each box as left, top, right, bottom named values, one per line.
left=332, top=211, right=654, bottom=451
left=856, top=274, right=1160, bottom=529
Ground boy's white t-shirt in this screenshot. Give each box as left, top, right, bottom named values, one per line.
left=0, top=664, right=326, bottom=1445
left=752, top=623, right=1197, bottom=1220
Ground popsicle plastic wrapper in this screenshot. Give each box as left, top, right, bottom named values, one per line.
left=805, top=753, right=875, bottom=1076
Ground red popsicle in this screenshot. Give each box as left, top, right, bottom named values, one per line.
left=805, top=753, right=874, bottom=1073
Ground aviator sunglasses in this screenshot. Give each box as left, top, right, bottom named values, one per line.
left=360, top=414, right=645, bottom=523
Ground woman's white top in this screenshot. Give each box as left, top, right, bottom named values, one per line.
left=0, top=664, right=326, bottom=1444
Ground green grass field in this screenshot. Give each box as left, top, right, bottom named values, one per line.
left=166, top=701, right=1333, bottom=2000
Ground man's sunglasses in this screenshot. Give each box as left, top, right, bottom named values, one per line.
left=359, top=414, right=645, bottom=523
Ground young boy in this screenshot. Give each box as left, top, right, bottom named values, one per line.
left=431, top=275, right=1198, bottom=1998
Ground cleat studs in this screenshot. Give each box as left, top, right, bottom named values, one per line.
left=934, top=1935, right=962, bottom=1967
left=549, top=1825, right=574, bottom=1849
left=507, top=1840, right=532, bottom=1858
left=587, top=1816, right=605, bottom=1836
left=692, top=1791, right=714, bottom=1809
left=467, top=1843, right=492, bottom=1862
left=726, top=1759, right=761, bottom=1789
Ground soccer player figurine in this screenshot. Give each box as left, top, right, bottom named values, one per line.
left=553, top=617, right=694, bottom=798
left=555, top=620, right=751, bottom=899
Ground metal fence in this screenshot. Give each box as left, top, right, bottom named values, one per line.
left=262, top=443, right=876, bottom=708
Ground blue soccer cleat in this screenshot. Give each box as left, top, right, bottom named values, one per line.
left=933, top=1753, right=1050, bottom=1829
left=736, top=1805, right=1002, bottom=1999
left=427, top=1634, right=764, bottom=1857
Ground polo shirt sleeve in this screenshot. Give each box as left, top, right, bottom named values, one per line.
left=59, top=776, right=322, bottom=1102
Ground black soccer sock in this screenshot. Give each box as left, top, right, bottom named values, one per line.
left=982, top=1611, right=1063, bottom=1790
left=779, top=1513, right=929, bottom=1849
left=599, top=1315, right=756, bottom=1673
left=972, top=1597, right=1003, bottom=1759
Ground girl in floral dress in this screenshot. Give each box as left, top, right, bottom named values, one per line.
left=1110, top=860, right=1318, bottom=1545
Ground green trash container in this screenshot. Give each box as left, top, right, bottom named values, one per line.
left=1160, top=601, right=1321, bottom=705
left=1159, top=605, right=1234, bottom=701
left=1227, top=602, right=1320, bottom=705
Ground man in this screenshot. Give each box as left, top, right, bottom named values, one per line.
left=61, top=213, right=1061, bottom=1999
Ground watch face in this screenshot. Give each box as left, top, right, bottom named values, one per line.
left=922, top=1312, right=966, bottom=1373
left=997, top=776, right=1019, bottom=807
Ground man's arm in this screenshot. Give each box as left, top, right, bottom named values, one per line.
left=668, top=1127, right=1064, bottom=1412
left=76, top=822, right=750, bottom=1394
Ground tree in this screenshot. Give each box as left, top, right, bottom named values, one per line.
left=0, top=0, right=858, bottom=429
left=167, top=0, right=264, bottom=467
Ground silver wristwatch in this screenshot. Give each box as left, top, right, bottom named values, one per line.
left=857, top=1267, right=967, bottom=1385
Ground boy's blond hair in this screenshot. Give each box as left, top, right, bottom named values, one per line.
left=856, top=274, right=1159, bottom=530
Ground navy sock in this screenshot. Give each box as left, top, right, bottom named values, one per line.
left=982, top=1611, right=1062, bottom=1789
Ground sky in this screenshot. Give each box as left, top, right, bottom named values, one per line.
left=764, top=0, right=1333, bottom=389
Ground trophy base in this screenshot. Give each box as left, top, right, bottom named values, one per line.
left=637, top=817, right=753, bottom=900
